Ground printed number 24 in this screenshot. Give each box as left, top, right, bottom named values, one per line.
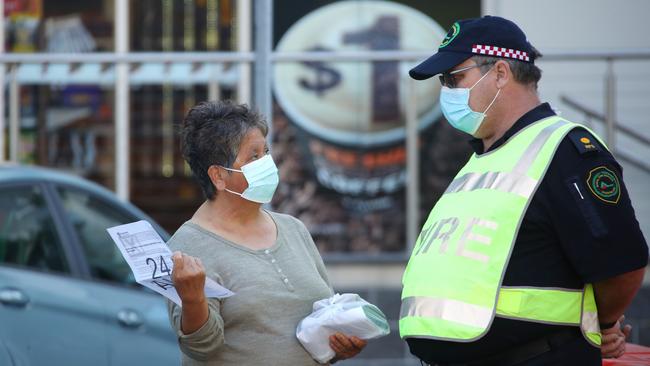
left=146, top=256, right=171, bottom=279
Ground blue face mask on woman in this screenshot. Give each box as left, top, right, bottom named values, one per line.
left=221, top=154, right=279, bottom=203
left=439, top=69, right=501, bottom=136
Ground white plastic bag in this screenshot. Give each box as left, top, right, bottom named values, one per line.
left=296, top=293, right=390, bottom=363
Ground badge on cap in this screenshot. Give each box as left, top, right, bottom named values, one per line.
left=439, top=22, right=460, bottom=48
left=586, top=166, right=620, bottom=204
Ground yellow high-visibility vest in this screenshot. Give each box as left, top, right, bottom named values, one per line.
left=400, top=116, right=601, bottom=346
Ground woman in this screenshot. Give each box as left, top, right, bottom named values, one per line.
left=167, top=100, right=367, bottom=365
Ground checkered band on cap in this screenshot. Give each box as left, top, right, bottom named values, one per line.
left=471, top=44, right=530, bottom=62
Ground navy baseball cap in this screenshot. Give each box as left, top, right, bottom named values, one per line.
left=410, top=15, right=537, bottom=80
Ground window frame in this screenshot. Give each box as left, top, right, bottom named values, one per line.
left=0, top=179, right=82, bottom=276
left=49, top=181, right=167, bottom=288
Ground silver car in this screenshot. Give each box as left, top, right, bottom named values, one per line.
left=0, top=164, right=179, bottom=366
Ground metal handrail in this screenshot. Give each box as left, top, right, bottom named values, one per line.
left=539, top=48, right=650, bottom=61
left=560, top=95, right=650, bottom=174
left=561, top=96, right=650, bottom=146
left=1, top=48, right=650, bottom=64
left=0, top=52, right=256, bottom=63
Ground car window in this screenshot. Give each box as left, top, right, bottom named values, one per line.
left=0, top=185, right=69, bottom=273
left=57, top=186, right=138, bottom=286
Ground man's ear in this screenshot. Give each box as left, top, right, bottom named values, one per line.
left=207, top=165, right=227, bottom=191
left=494, top=59, right=510, bottom=89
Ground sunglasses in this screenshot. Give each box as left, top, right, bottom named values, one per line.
left=439, top=61, right=496, bottom=88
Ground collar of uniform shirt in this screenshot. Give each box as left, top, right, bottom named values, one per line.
left=468, top=102, right=556, bottom=155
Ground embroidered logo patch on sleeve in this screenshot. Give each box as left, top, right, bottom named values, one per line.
left=587, top=166, right=620, bottom=204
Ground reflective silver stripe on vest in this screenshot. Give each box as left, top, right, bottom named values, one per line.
left=445, top=171, right=537, bottom=197
left=512, top=119, right=569, bottom=174
left=401, top=296, right=492, bottom=329
left=582, top=311, right=600, bottom=334
left=445, top=120, right=569, bottom=197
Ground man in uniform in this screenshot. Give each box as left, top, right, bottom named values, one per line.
left=400, top=15, right=648, bottom=366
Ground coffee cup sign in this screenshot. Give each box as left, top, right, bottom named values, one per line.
left=274, top=1, right=445, bottom=200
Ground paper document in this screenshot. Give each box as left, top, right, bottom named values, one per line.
left=107, top=220, right=234, bottom=305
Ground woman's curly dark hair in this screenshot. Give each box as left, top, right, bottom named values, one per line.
left=180, top=100, right=268, bottom=200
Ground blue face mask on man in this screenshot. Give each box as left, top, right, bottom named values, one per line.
left=439, top=69, right=501, bottom=136
left=220, top=154, right=279, bottom=204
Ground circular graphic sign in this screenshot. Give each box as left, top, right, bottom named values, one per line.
left=274, top=1, right=446, bottom=148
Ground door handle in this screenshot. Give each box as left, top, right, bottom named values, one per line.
left=116, top=308, right=143, bottom=328
left=0, top=288, right=30, bottom=307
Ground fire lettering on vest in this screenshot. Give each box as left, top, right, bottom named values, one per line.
left=415, top=217, right=499, bottom=263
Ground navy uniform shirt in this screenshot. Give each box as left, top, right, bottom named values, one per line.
left=408, top=103, right=649, bottom=365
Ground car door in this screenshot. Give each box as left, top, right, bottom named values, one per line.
left=0, top=182, right=110, bottom=366
left=54, top=185, right=179, bottom=366
left=0, top=340, right=13, bottom=366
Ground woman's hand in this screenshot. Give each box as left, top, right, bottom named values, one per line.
left=171, top=251, right=207, bottom=304
left=328, top=332, right=367, bottom=363
left=171, top=251, right=209, bottom=334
